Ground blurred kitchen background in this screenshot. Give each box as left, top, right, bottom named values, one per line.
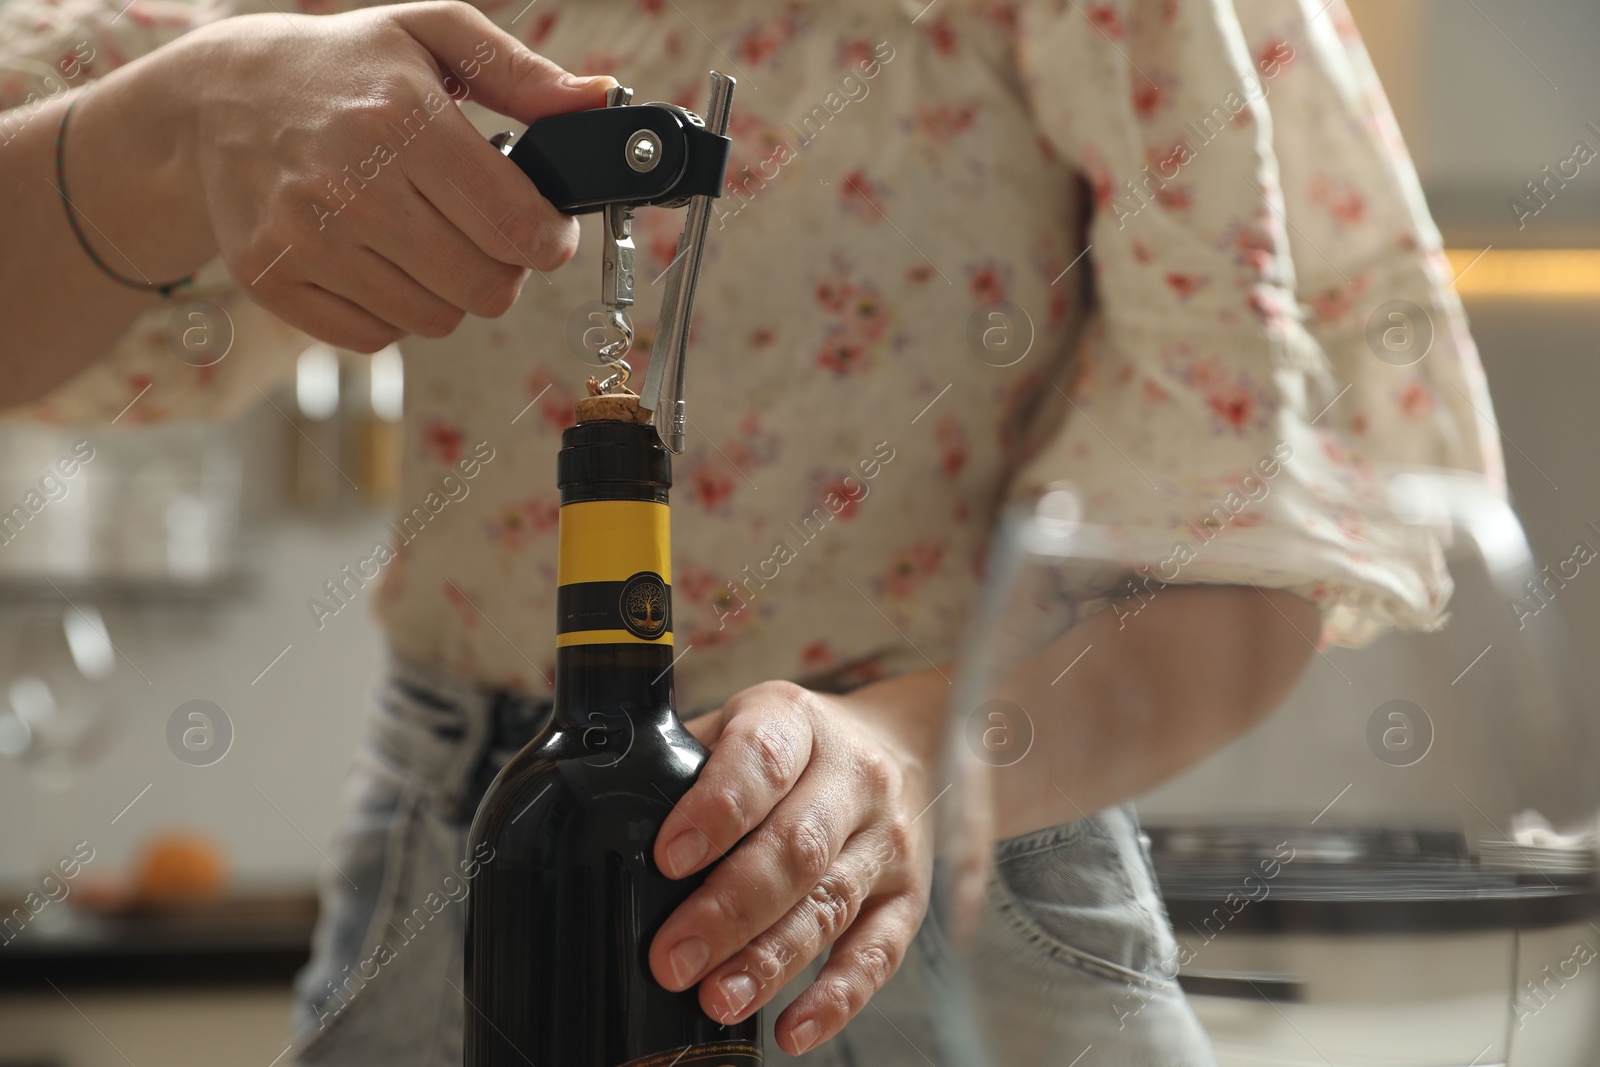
left=2, top=2, right=1599, bottom=1065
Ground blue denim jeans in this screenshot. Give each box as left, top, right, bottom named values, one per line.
left=290, top=657, right=1216, bottom=1066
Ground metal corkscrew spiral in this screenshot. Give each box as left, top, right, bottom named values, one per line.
left=593, top=307, right=635, bottom=393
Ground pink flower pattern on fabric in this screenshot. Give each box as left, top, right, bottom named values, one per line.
left=0, top=0, right=1503, bottom=705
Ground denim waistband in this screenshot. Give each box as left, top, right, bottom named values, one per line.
left=994, top=817, right=1091, bottom=862
left=373, top=654, right=553, bottom=820
left=377, top=654, right=1112, bottom=853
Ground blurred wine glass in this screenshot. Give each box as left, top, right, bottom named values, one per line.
left=929, top=473, right=1600, bottom=1066
left=0, top=601, right=123, bottom=927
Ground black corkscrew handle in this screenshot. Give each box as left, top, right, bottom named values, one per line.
left=500, top=102, right=731, bottom=215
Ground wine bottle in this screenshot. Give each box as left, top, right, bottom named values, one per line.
left=464, top=402, right=762, bottom=1067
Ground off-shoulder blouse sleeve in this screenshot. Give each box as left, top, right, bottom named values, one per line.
left=1008, top=0, right=1505, bottom=647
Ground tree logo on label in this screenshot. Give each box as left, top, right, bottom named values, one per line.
left=619, top=571, right=669, bottom=639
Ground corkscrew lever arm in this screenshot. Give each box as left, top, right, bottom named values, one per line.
left=638, top=71, right=736, bottom=454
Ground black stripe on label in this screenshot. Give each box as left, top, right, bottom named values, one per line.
left=557, top=575, right=673, bottom=637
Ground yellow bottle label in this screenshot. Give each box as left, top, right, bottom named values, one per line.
left=556, top=499, right=673, bottom=647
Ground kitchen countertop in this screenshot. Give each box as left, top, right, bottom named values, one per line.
left=9, top=832, right=1600, bottom=992
left=0, top=894, right=316, bottom=991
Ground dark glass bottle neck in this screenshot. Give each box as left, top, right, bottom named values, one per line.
left=550, top=644, right=676, bottom=731
left=557, top=419, right=672, bottom=505
left=552, top=416, right=677, bottom=734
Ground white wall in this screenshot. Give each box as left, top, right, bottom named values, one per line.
left=0, top=509, right=387, bottom=888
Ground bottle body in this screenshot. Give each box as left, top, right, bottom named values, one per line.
left=464, top=418, right=761, bottom=1067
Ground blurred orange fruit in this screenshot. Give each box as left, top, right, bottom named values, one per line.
left=134, top=832, right=227, bottom=902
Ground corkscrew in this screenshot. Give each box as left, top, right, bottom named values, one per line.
left=492, top=72, right=735, bottom=453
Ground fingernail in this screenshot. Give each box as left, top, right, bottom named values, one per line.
left=668, top=937, right=710, bottom=988
left=791, top=1018, right=822, bottom=1055
left=664, top=832, right=708, bottom=878
left=560, top=73, right=614, bottom=89
left=719, top=972, right=757, bottom=1017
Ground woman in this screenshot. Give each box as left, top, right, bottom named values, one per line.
left=0, top=0, right=1501, bottom=1061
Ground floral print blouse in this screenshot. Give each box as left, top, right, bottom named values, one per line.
left=1, top=0, right=1504, bottom=711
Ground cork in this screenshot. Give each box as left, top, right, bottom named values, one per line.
left=575, top=379, right=654, bottom=425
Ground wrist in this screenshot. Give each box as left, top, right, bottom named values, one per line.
left=67, top=40, right=215, bottom=281
left=833, top=669, right=951, bottom=797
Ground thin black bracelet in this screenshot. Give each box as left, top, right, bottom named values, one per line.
left=55, top=94, right=195, bottom=298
